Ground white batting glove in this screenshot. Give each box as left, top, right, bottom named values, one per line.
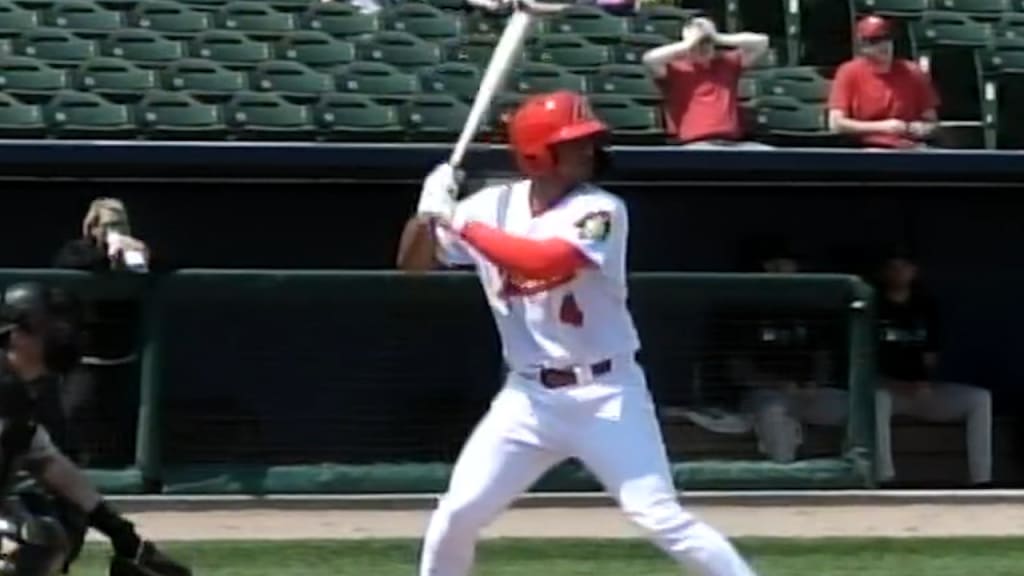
left=416, top=163, right=461, bottom=221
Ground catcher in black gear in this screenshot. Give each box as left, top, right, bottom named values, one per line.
left=0, top=282, right=192, bottom=576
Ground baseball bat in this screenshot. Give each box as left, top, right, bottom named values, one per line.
left=448, top=9, right=534, bottom=170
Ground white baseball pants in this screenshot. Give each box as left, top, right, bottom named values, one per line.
left=418, top=359, right=758, bottom=576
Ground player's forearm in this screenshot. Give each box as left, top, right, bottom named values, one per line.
left=829, top=113, right=893, bottom=135
left=460, top=221, right=587, bottom=279
left=35, top=452, right=102, bottom=513
left=642, top=35, right=705, bottom=71
left=714, top=32, right=768, bottom=50
left=396, top=216, right=440, bottom=272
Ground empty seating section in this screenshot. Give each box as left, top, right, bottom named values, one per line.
left=0, top=0, right=1015, bottom=146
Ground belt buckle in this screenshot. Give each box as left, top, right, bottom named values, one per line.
left=573, top=364, right=594, bottom=386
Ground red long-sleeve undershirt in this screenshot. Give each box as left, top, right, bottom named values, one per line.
left=459, top=221, right=589, bottom=279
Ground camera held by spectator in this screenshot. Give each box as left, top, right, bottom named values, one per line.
left=60, top=198, right=150, bottom=274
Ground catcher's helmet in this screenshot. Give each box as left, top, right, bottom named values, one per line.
left=0, top=283, right=83, bottom=374
left=508, top=91, right=608, bottom=177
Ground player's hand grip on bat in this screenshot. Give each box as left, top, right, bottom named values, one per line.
left=416, top=162, right=463, bottom=221
left=398, top=163, right=464, bottom=272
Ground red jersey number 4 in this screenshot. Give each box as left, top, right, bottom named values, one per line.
left=559, top=293, right=584, bottom=327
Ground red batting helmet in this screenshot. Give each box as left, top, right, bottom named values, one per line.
left=507, top=91, right=608, bottom=177
left=856, top=15, right=892, bottom=40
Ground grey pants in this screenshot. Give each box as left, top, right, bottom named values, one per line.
left=875, top=383, right=992, bottom=484
left=743, top=387, right=848, bottom=463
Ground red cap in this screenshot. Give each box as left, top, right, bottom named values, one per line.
left=856, top=15, right=892, bottom=40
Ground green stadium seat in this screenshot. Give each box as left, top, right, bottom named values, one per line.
left=250, top=59, right=332, bottom=102
left=855, top=0, right=929, bottom=17
left=632, top=5, right=701, bottom=40
left=493, top=91, right=525, bottom=117
left=681, top=0, right=738, bottom=32
left=753, top=95, right=828, bottom=140
left=408, top=0, right=468, bottom=10
left=133, top=0, right=212, bottom=38
left=509, top=62, right=586, bottom=94
left=383, top=2, right=462, bottom=41
left=610, top=32, right=669, bottom=65
left=300, top=1, right=379, bottom=39
left=762, top=66, right=831, bottom=103
left=264, top=0, right=317, bottom=13
left=587, top=63, right=660, bottom=104
left=223, top=90, right=313, bottom=140
left=911, top=11, right=992, bottom=50
left=443, top=34, right=503, bottom=66
left=0, top=2, right=39, bottom=39
left=313, top=92, right=401, bottom=141
left=190, top=30, right=271, bottom=68
left=102, top=29, right=186, bottom=66
left=333, top=60, right=418, bottom=104
left=545, top=5, right=630, bottom=44
left=356, top=30, right=441, bottom=70
left=994, top=13, right=1024, bottom=39
left=588, top=93, right=662, bottom=143
left=13, top=29, right=99, bottom=68
left=465, top=11, right=504, bottom=36
left=528, top=33, right=612, bottom=71
left=738, top=73, right=761, bottom=101
left=99, top=0, right=143, bottom=8
left=418, top=61, right=480, bottom=101
left=0, top=38, right=10, bottom=55
left=175, top=0, right=231, bottom=10
left=977, top=37, right=1024, bottom=147
left=931, top=0, right=1010, bottom=20
left=43, top=89, right=134, bottom=138
left=274, top=30, right=355, bottom=68
left=0, top=92, right=44, bottom=137
left=162, top=57, right=247, bottom=101
left=399, top=93, right=469, bottom=140
left=215, top=1, right=295, bottom=38
left=486, top=91, right=525, bottom=138
left=0, top=56, right=67, bottom=101
left=10, top=0, right=53, bottom=8
left=136, top=89, right=226, bottom=139
left=74, top=57, right=159, bottom=101
left=44, top=0, right=123, bottom=37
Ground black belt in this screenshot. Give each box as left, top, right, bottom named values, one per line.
left=539, top=359, right=613, bottom=389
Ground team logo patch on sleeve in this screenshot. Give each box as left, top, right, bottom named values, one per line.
left=575, top=211, right=612, bottom=241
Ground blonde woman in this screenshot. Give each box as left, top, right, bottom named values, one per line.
left=55, top=198, right=150, bottom=273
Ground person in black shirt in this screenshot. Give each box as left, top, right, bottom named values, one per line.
left=874, top=251, right=992, bottom=486
left=53, top=197, right=150, bottom=466
left=738, top=250, right=847, bottom=462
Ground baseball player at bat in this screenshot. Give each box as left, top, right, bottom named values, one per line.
left=397, top=91, right=758, bottom=576
left=0, top=282, right=191, bottom=576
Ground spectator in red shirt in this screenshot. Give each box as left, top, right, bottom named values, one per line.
left=642, top=17, right=770, bottom=148
left=828, top=15, right=941, bottom=149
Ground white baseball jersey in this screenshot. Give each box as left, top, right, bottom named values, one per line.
left=435, top=179, right=640, bottom=372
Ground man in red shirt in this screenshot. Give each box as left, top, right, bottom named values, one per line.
left=642, top=17, right=769, bottom=148
left=828, top=15, right=941, bottom=149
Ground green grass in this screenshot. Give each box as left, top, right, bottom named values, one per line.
left=70, top=538, right=1024, bottom=576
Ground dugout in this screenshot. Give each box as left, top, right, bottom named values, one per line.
left=0, top=142, right=1022, bottom=492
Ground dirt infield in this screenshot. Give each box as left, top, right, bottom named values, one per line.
left=111, top=502, right=1024, bottom=541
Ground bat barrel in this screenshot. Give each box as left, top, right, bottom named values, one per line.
left=448, top=9, right=534, bottom=169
